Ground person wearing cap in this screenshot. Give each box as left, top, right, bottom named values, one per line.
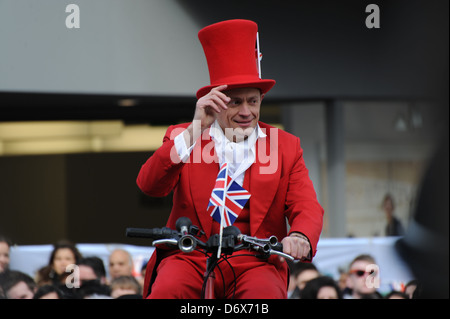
left=137, top=19, right=324, bottom=299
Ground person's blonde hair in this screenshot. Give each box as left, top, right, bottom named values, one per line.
left=109, top=275, right=140, bottom=293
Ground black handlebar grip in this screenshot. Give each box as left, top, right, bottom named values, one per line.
left=126, top=227, right=152, bottom=238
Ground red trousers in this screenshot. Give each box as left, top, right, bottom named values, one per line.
left=147, top=250, right=287, bottom=299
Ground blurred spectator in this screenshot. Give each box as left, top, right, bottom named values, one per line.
left=300, top=275, right=343, bottom=299
left=35, top=240, right=82, bottom=287
left=395, top=133, right=449, bottom=298
left=288, top=262, right=320, bottom=299
left=286, top=260, right=298, bottom=298
left=137, top=259, right=148, bottom=292
left=0, top=235, right=12, bottom=273
left=76, top=279, right=112, bottom=299
left=110, top=275, right=142, bottom=299
left=384, top=290, right=409, bottom=299
left=0, top=270, right=37, bottom=299
left=344, top=254, right=382, bottom=299
left=78, top=256, right=108, bottom=285
left=403, top=279, right=418, bottom=299
left=382, top=193, right=405, bottom=236
left=75, top=256, right=110, bottom=299
left=33, top=284, right=66, bottom=299
left=108, top=249, right=133, bottom=281
left=337, top=267, right=351, bottom=296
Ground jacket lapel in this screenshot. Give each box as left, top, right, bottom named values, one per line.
left=249, top=127, right=282, bottom=235
left=189, top=130, right=219, bottom=238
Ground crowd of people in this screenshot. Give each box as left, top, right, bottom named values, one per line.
left=0, top=237, right=145, bottom=299
left=1, top=235, right=420, bottom=299
left=287, top=254, right=417, bottom=299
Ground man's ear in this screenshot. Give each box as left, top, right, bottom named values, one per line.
left=261, top=93, right=265, bottom=101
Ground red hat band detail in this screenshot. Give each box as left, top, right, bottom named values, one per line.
left=196, top=19, right=275, bottom=99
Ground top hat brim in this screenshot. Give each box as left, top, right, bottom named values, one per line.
left=196, top=79, right=275, bottom=99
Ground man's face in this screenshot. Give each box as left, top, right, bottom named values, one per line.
left=79, top=265, right=98, bottom=283
left=346, top=260, right=379, bottom=297
left=0, top=242, right=10, bottom=272
left=216, top=87, right=263, bottom=141
left=109, top=251, right=132, bottom=280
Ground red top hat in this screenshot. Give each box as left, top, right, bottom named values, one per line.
left=196, top=19, right=276, bottom=99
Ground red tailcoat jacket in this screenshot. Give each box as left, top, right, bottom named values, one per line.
left=137, top=122, right=324, bottom=297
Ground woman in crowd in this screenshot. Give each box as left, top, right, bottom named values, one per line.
left=35, top=240, right=82, bottom=287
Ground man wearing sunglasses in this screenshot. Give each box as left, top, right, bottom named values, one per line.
left=344, top=254, right=382, bottom=299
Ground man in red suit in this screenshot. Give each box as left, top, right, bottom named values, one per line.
left=137, top=19, right=324, bottom=299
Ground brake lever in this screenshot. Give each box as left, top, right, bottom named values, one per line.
left=269, top=249, right=295, bottom=261
left=238, top=234, right=270, bottom=246
left=238, top=234, right=295, bottom=261
left=152, top=238, right=178, bottom=247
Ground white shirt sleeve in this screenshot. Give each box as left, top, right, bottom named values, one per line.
left=174, top=130, right=196, bottom=163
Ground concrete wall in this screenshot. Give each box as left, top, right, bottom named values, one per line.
left=1, top=1, right=447, bottom=99
left=0, top=0, right=207, bottom=95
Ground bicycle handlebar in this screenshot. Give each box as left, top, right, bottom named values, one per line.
left=126, top=218, right=294, bottom=261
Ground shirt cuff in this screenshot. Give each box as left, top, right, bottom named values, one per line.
left=174, top=130, right=196, bottom=163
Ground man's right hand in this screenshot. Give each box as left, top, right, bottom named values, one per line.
left=194, top=84, right=230, bottom=131
left=183, top=85, right=230, bottom=147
